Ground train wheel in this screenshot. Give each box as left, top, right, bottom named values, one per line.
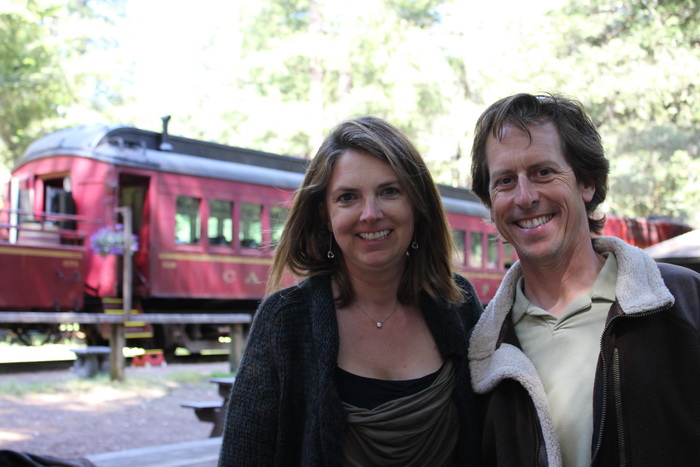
left=161, top=345, right=177, bottom=363
left=83, top=324, right=108, bottom=347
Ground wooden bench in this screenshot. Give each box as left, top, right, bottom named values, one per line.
left=182, top=377, right=235, bottom=437
left=71, top=346, right=111, bottom=378
left=181, top=401, right=226, bottom=437
left=86, top=436, right=221, bottom=466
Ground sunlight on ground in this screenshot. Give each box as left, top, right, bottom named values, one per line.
left=0, top=344, right=77, bottom=363
left=0, top=431, right=28, bottom=442
left=17, top=384, right=169, bottom=409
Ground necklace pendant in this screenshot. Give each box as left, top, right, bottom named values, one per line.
left=376, top=322, right=382, bottom=328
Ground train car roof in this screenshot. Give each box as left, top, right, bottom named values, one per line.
left=17, top=123, right=308, bottom=189
left=17, top=123, right=488, bottom=214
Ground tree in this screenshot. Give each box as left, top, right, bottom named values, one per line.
left=0, top=0, right=125, bottom=167
left=548, top=0, right=700, bottom=225
left=213, top=0, right=461, bottom=158
left=0, top=6, right=69, bottom=166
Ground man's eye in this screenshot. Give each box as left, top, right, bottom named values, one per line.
left=497, top=176, right=514, bottom=186
left=537, top=168, right=553, bottom=177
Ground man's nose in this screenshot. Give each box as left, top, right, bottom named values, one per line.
left=515, top=177, right=539, bottom=208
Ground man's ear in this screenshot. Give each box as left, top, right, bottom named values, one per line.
left=580, top=182, right=595, bottom=203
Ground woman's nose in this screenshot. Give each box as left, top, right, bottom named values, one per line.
left=360, top=198, right=383, bottom=221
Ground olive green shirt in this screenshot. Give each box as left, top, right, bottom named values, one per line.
left=512, top=253, right=617, bottom=467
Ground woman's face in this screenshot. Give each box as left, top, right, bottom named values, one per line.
left=324, top=150, right=415, bottom=277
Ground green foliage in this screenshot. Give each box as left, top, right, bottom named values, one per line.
left=2, top=0, right=698, bottom=227
left=0, top=0, right=125, bottom=166
left=0, top=8, right=69, bottom=165
left=230, top=0, right=458, bottom=158
left=385, top=0, right=447, bottom=28
left=242, top=0, right=311, bottom=51
left=548, top=0, right=700, bottom=226
left=605, top=124, right=700, bottom=224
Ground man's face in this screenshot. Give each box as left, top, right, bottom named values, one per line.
left=485, top=122, right=595, bottom=268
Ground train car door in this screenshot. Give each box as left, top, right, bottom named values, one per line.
left=119, top=174, right=151, bottom=295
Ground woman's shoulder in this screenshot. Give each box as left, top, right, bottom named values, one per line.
left=452, top=273, right=483, bottom=323
left=257, top=275, right=332, bottom=316
left=259, top=279, right=312, bottom=312
left=453, top=273, right=479, bottom=301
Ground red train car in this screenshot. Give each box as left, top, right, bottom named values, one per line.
left=600, top=214, right=691, bottom=249
left=0, top=121, right=691, bottom=354
left=1, top=122, right=305, bottom=352
left=0, top=222, right=85, bottom=312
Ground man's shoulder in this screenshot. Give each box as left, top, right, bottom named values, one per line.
left=656, top=261, right=700, bottom=280
left=656, top=262, right=700, bottom=328
left=656, top=262, right=700, bottom=302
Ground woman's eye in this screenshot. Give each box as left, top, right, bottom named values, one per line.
left=383, top=187, right=399, bottom=196
left=338, top=193, right=354, bottom=203
left=537, top=168, right=553, bottom=177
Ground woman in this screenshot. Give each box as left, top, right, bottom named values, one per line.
left=218, top=116, right=482, bottom=466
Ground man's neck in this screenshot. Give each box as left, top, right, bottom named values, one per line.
left=519, top=248, right=607, bottom=318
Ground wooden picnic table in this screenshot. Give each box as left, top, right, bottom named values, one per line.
left=182, top=377, right=236, bottom=437
left=210, top=376, right=236, bottom=402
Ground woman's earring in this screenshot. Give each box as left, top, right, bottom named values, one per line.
left=411, top=237, right=419, bottom=249
left=327, top=233, right=335, bottom=259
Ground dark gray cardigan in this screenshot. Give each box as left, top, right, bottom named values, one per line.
left=218, top=274, right=482, bottom=466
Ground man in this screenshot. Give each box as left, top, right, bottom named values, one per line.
left=467, top=93, right=700, bottom=466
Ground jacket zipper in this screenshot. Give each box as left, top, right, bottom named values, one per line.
left=612, top=348, right=626, bottom=467
left=590, top=305, right=670, bottom=465
left=526, top=396, right=543, bottom=466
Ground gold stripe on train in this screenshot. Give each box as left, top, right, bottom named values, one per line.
left=158, top=252, right=273, bottom=265
left=457, top=271, right=507, bottom=280
left=0, top=245, right=83, bottom=260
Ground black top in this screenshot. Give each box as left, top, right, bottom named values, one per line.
left=335, top=363, right=443, bottom=410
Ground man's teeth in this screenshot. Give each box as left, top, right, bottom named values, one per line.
left=359, top=230, right=390, bottom=240
left=517, top=215, right=552, bottom=229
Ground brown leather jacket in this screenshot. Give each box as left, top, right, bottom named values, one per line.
left=469, top=237, right=700, bottom=466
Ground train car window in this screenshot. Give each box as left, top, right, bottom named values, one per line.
left=240, top=203, right=262, bottom=249
left=452, top=229, right=466, bottom=265
left=175, top=195, right=201, bottom=244
left=469, top=232, right=483, bottom=268
left=503, top=243, right=516, bottom=269
left=269, top=205, right=288, bottom=248
left=44, top=177, right=76, bottom=229
left=208, top=199, right=233, bottom=246
left=14, top=182, right=33, bottom=224
left=487, top=234, right=499, bottom=269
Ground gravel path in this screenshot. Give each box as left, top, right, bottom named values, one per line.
left=0, top=362, right=231, bottom=460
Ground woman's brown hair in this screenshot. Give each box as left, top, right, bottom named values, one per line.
left=267, top=116, right=464, bottom=307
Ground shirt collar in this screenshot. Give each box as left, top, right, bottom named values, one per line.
left=512, top=252, right=618, bottom=324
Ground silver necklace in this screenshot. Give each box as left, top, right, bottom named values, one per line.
left=355, top=300, right=400, bottom=328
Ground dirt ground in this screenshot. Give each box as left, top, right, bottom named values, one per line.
left=0, top=362, right=230, bottom=461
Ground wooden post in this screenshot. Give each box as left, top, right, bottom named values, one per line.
left=228, top=323, right=245, bottom=374
left=109, top=323, right=125, bottom=381
left=119, top=207, right=133, bottom=322
left=111, top=206, right=133, bottom=381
